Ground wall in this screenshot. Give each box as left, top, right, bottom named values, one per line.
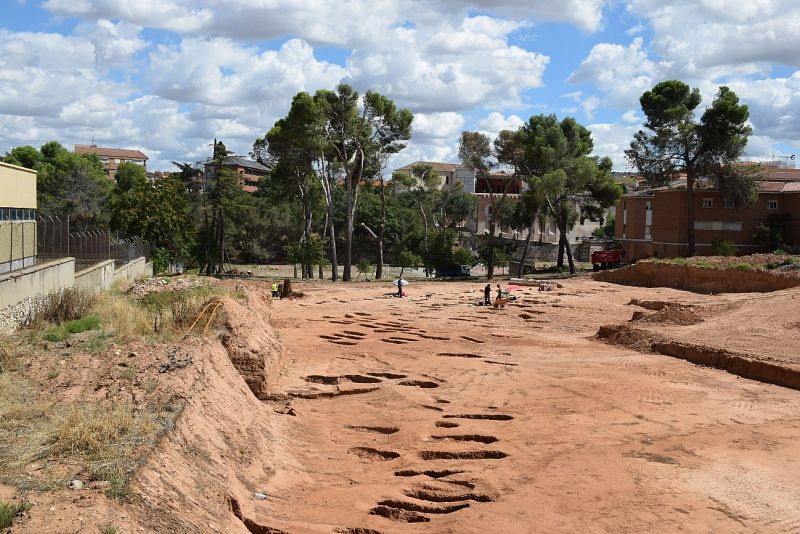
left=114, top=256, right=153, bottom=284
left=75, top=259, right=116, bottom=292
left=0, top=161, right=37, bottom=209
left=0, top=257, right=74, bottom=308
left=0, top=221, right=37, bottom=273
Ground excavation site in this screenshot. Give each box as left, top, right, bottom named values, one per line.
left=3, top=271, right=800, bottom=534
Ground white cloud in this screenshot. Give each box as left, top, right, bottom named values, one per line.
left=628, top=0, right=800, bottom=70
left=567, top=37, right=672, bottom=108
left=347, top=16, right=548, bottom=112
left=588, top=122, right=641, bottom=171
left=621, top=109, right=640, bottom=123
left=476, top=111, right=524, bottom=135
left=412, top=112, right=466, bottom=140
left=43, top=0, right=610, bottom=43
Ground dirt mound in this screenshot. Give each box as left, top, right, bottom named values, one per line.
left=219, top=287, right=285, bottom=399
left=634, top=304, right=703, bottom=326
left=597, top=324, right=800, bottom=391
left=595, top=261, right=800, bottom=293
left=127, top=276, right=212, bottom=299
left=131, top=284, right=288, bottom=532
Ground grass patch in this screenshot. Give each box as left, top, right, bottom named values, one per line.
left=0, top=501, right=31, bottom=529
left=42, top=315, right=101, bottom=342
left=100, top=524, right=119, bottom=534
left=0, top=372, right=181, bottom=499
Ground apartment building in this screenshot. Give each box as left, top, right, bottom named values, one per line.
left=0, top=162, right=37, bottom=273
left=74, top=144, right=148, bottom=181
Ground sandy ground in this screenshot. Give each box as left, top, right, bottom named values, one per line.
left=253, top=277, right=800, bottom=533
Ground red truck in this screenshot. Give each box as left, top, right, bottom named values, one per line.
left=591, top=249, right=625, bottom=271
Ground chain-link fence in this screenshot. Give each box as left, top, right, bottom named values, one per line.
left=37, top=216, right=151, bottom=269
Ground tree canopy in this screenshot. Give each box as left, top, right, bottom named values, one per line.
left=626, top=80, right=755, bottom=255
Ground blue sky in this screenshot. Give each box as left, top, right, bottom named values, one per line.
left=1, top=0, right=798, bottom=171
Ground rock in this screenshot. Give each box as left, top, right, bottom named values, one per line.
left=128, top=351, right=138, bottom=358
left=67, top=479, right=84, bottom=490
left=253, top=492, right=268, bottom=500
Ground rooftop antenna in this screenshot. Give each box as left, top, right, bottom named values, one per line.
left=770, top=152, right=796, bottom=168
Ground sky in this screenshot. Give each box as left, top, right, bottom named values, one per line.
left=0, top=0, right=799, bottom=173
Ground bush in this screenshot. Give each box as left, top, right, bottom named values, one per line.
left=452, top=246, right=477, bottom=267
left=711, top=237, right=736, bottom=256
left=150, top=247, right=171, bottom=275
left=35, top=288, right=94, bottom=325
left=0, top=501, right=31, bottom=529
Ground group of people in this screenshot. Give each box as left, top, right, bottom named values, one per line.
left=483, top=283, right=504, bottom=305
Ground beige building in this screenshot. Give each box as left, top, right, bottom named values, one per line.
left=0, top=161, right=37, bottom=273
left=74, top=144, right=148, bottom=181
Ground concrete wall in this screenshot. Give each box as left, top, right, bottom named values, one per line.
left=75, top=259, right=115, bottom=292
left=114, top=256, right=153, bottom=284
left=0, top=257, right=74, bottom=308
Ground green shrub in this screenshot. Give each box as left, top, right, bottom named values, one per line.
left=0, top=501, right=31, bottom=529
left=711, top=237, right=736, bottom=256
left=452, top=246, right=478, bottom=267
left=64, top=315, right=101, bottom=334
left=731, top=262, right=756, bottom=271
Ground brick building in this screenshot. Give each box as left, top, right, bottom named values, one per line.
left=616, top=165, right=800, bottom=259
left=203, top=156, right=272, bottom=193
left=74, top=144, right=148, bottom=181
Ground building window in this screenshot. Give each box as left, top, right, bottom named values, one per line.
left=768, top=200, right=778, bottom=210
left=724, top=199, right=734, bottom=208
left=645, top=225, right=651, bottom=240
left=645, top=200, right=652, bottom=211
left=702, top=198, right=713, bottom=208
left=694, top=221, right=743, bottom=231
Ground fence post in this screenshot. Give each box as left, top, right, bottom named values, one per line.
left=66, top=216, right=70, bottom=257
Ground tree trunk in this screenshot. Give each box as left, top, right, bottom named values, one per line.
left=487, top=217, right=495, bottom=280
left=516, top=217, right=536, bottom=277
left=561, top=231, right=575, bottom=274
left=344, top=209, right=353, bottom=281
left=281, top=278, right=292, bottom=298
left=327, top=201, right=338, bottom=281
left=320, top=209, right=328, bottom=279
left=420, top=205, right=430, bottom=277
left=376, top=182, right=386, bottom=280
left=216, top=206, right=224, bottom=275
left=686, top=171, right=696, bottom=257
left=556, top=208, right=567, bottom=269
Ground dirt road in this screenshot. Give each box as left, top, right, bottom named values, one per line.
left=255, top=279, right=800, bottom=533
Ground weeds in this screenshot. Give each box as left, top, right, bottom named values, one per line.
left=0, top=501, right=31, bottom=529
left=731, top=262, right=757, bottom=271
left=34, top=288, right=95, bottom=325
left=1, top=372, right=179, bottom=499
left=100, top=524, right=119, bottom=534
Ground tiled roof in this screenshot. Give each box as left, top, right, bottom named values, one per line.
left=75, top=144, right=148, bottom=161
left=395, top=161, right=459, bottom=172
left=221, top=156, right=271, bottom=172
left=763, top=167, right=800, bottom=181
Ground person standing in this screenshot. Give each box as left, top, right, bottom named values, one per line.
left=484, top=284, right=491, bottom=305
left=496, top=284, right=503, bottom=302
left=271, top=281, right=279, bottom=300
